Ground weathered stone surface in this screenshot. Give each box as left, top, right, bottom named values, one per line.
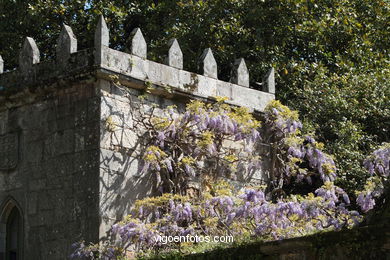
left=19, top=37, right=40, bottom=72
left=0, top=111, right=7, bottom=134
left=0, top=133, right=18, bottom=170
left=197, top=75, right=217, bottom=97
left=0, top=81, right=101, bottom=258
left=94, top=15, right=109, bottom=48
left=160, top=63, right=180, bottom=87
left=230, top=58, right=249, bottom=87
left=262, top=67, right=275, bottom=94
left=165, top=38, right=183, bottom=69
left=128, top=28, right=147, bottom=58
left=0, top=55, right=3, bottom=73
left=199, top=48, right=218, bottom=79
left=56, top=23, right=77, bottom=62
left=239, top=87, right=273, bottom=112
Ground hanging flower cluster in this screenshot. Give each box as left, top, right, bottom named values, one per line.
left=363, top=143, right=390, bottom=178
left=139, top=97, right=262, bottom=194
left=284, top=136, right=337, bottom=184
left=264, top=100, right=302, bottom=136
left=263, top=100, right=337, bottom=191
left=71, top=181, right=361, bottom=259
left=356, top=143, right=389, bottom=212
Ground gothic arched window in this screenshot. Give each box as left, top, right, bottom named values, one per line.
left=0, top=198, right=23, bottom=260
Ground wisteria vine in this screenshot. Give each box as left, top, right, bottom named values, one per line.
left=136, top=96, right=262, bottom=194
left=356, top=143, right=389, bottom=212
left=71, top=181, right=361, bottom=259
left=263, top=100, right=337, bottom=195
left=71, top=98, right=388, bottom=259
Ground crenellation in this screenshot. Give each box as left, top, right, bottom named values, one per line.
left=165, top=38, right=183, bottom=69
left=94, top=15, right=109, bottom=66
left=94, top=15, right=109, bottom=48
left=56, top=23, right=77, bottom=63
left=128, top=28, right=147, bottom=59
left=19, top=37, right=40, bottom=73
left=1, top=15, right=275, bottom=113
left=0, top=55, right=3, bottom=73
left=231, top=58, right=249, bottom=87
left=262, top=67, right=275, bottom=94
left=199, top=48, right=218, bottom=79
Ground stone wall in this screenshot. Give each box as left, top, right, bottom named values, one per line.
left=0, top=16, right=275, bottom=259
left=0, top=82, right=101, bottom=258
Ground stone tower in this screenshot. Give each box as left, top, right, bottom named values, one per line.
left=0, top=17, right=275, bottom=259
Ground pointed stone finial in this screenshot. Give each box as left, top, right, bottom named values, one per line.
left=0, top=55, right=3, bottom=74
left=165, top=39, right=183, bottom=69
left=199, top=48, right=217, bottom=79
left=19, top=37, right=40, bottom=72
left=56, top=23, right=77, bottom=62
left=262, top=67, right=275, bottom=94
left=95, top=15, right=109, bottom=48
left=230, top=58, right=249, bottom=87
left=128, top=28, right=147, bottom=58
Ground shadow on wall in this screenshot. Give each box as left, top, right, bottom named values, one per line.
left=97, top=84, right=273, bottom=239
left=98, top=89, right=175, bottom=238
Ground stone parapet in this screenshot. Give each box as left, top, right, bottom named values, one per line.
left=0, top=16, right=274, bottom=112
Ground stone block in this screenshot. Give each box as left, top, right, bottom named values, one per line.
left=231, top=84, right=274, bottom=111
left=0, top=111, right=7, bottom=134
left=43, top=129, right=74, bottom=158
left=84, top=123, right=100, bottom=149
left=74, top=100, right=88, bottom=126
left=216, top=81, right=233, bottom=99
left=87, top=97, right=100, bottom=121
left=28, top=192, right=38, bottom=215
left=38, top=191, right=53, bottom=210
left=56, top=115, right=75, bottom=131
left=29, top=178, right=46, bottom=191
left=30, top=163, right=45, bottom=179
left=101, top=95, right=133, bottom=125
left=160, top=63, right=180, bottom=88
left=147, top=61, right=162, bottom=84
left=25, top=140, right=43, bottom=163
left=196, top=75, right=217, bottom=97
left=74, top=130, right=85, bottom=152
left=129, top=54, right=148, bottom=80
left=100, top=149, right=139, bottom=174
left=0, top=132, right=18, bottom=170
left=178, top=70, right=193, bottom=90
left=56, top=103, right=75, bottom=119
